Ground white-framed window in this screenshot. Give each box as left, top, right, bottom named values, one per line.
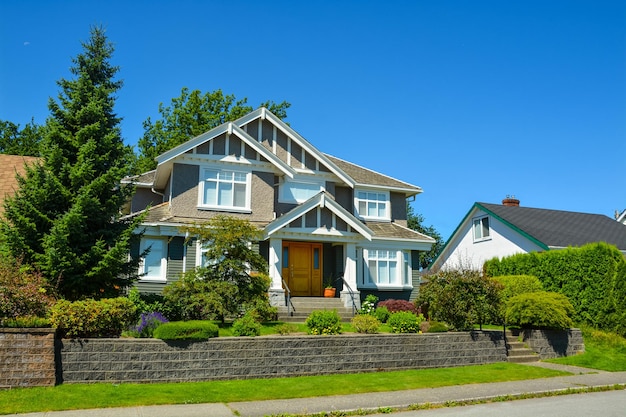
left=361, top=248, right=411, bottom=288
left=355, top=190, right=390, bottom=220
left=139, top=238, right=167, bottom=281
left=279, top=180, right=323, bottom=204
left=199, top=167, right=250, bottom=211
left=473, top=216, right=490, bottom=241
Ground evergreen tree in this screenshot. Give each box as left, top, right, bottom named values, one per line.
left=1, top=26, right=141, bottom=300
left=135, top=87, right=290, bottom=173
left=0, top=119, right=42, bottom=156
left=407, top=203, right=444, bottom=269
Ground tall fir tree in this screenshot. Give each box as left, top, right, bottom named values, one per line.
left=1, top=26, right=141, bottom=300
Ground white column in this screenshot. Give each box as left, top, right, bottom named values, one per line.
left=341, top=242, right=360, bottom=310
left=268, top=238, right=284, bottom=307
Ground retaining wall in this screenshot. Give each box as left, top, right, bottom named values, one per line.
left=515, top=328, right=585, bottom=359
left=0, top=328, right=56, bottom=388
left=59, top=331, right=507, bottom=384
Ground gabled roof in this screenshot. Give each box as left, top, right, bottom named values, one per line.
left=617, top=209, right=626, bottom=224
left=264, top=191, right=373, bottom=240
left=325, top=154, right=422, bottom=196
left=478, top=202, right=626, bottom=250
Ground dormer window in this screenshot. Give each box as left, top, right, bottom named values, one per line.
left=473, top=216, right=490, bottom=241
left=199, top=167, right=250, bottom=212
left=355, top=190, right=390, bottom=220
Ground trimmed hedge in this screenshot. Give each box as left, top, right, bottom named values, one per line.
left=153, top=321, right=219, bottom=340
left=505, top=291, right=574, bottom=330
left=484, top=242, right=626, bottom=335
left=493, top=275, right=543, bottom=301
left=388, top=311, right=425, bottom=333
left=305, top=310, right=342, bottom=335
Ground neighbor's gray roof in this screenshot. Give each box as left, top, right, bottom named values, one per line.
left=478, top=202, right=626, bottom=250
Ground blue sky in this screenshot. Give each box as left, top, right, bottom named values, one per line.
left=1, top=0, right=624, bottom=240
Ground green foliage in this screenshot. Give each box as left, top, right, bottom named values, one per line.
left=359, top=294, right=378, bottom=315
left=484, top=242, right=626, bottom=335
left=305, top=310, right=342, bottom=335
left=493, top=275, right=543, bottom=302
left=274, top=323, right=298, bottom=335
left=152, top=320, right=219, bottom=340
left=388, top=311, right=424, bottom=333
left=425, top=321, right=449, bottom=333
left=50, top=297, right=137, bottom=338
left=231, top=312, right=262, bottom=337
left=0, top=255, right=55, bottom=321
left=165, top=216, right=270, bottom=322
left=135, top=87, right=290, bottom=172
left=417, top=269, right=503, bottom=330
left=505, top=291, right=574, bottom=330
left=0, top=119, right=42, bottom=156
left=374, top=306, right=390, bottom=323
left=407, top=203, right=444, bottom=269
left=0, top=26, right=142, bottom=300
left=243, top=297, right=278, bottom=322
left=351, top=314, right=381, bottom=334
left=127, top=288, right=181, bottom=321
left=0, top=316, right=51, bottom=328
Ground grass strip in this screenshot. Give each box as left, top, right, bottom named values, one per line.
left=0, top=363, right=568, bottom=415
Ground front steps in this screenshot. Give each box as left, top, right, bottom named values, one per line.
left=505, top=329, right=539, bottom=363
left=277, top=297, right=355, bottom=322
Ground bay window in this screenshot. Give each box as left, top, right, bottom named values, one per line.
left=361, top=248, right=411, bottom=288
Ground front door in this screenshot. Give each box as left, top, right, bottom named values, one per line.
left=282, top=242, right=323, bottom=296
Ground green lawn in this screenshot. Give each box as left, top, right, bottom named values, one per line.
left=548, top=326, right=626, bottom=371
left=0, top=363, right=567, bottom=415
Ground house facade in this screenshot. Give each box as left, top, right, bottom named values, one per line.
left=125, top=108, right=434, bottom=309
left=430, top=197, right=626, bottom=271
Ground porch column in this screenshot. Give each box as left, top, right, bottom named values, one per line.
left=341, top=242, right=361, bottom=310
left=267, top=238, right=284, bottom=307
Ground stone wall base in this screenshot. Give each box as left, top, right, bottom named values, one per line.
left=0, top=328, right=56, bottom=388
left=511, top=328, right=585, bottom=359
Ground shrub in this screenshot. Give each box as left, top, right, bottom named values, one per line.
left=275, top=323, right=298, bottom=335
left=351, top=314, right=381, bottom=334
left=374, top=306, right=390, bottom=323
left=377, top=299, right=417, bottom=314
left=232, top=312, right=262, bottom=337
left=0, top=256, right=55, bottom=323
left=50, top=298, right=137, bottom=338
left=132, top=312, right=169, bottom=338
left=305, top=310, right=342, bottom=335
left=127, top=288, right=181, bottom=321
left=243, top=297, right=278, bottom=322
left=493, top=275, right=543, bottom=301
left=359, top=294, right=378, bottom=315
left=388, top=311, right=425, bottom=333
left=1, top=316, right=51, bottom=328
left=153, top=321, right=219, bottom=340
left=505, top=291, right=574, bottom=330
left=426, top=321, right=449, bottom=333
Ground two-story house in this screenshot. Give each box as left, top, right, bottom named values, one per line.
left=125, top=108, right=435, bottom=309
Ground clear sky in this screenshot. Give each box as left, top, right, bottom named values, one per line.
left=1, top=0, right=624, bottom=240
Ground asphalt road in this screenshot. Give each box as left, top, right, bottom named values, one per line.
left=387, top=390, right=626, bottom=416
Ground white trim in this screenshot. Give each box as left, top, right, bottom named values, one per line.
left=138, top=237, right=167, bottom=282
left=198, top=165, right=252, bottom=212
left=354, top=189, right=391, bottom=221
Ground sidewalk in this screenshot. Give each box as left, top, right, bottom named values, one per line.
left=7, top=364, right=626, bottom=417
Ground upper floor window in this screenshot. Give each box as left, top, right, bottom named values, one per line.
left=473, top=216, right=490, bottom=241
left=139, top=238, right=166, bottom=281
left=355, top=190, right=389, bottom=220
left=279, top=180, right=323, bottom=204
left=199, top=168, right=250, bottom=211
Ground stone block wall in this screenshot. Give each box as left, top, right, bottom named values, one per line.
left=59, top=331, right=507, bottom=384
left=0, top=328, right=56, bottom=388
left=516, top=328, right=585, bottom=359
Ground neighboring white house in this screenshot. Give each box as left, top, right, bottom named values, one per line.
left=430, top=197, right=626, bottom=271
left=616, top=209, right=626, bottom=225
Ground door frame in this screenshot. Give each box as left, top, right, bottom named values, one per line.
left=282, top=241, right=323, bottom=296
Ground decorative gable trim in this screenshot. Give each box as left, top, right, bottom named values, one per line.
left=264, top=192, right=372, bottom=241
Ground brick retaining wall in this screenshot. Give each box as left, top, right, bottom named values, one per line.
left=59, top=331, right=507, bottom=384
left=0, top=328, right=56, bottom=388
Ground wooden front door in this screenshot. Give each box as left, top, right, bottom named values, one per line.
left=282, top=242, right=323, bottom=296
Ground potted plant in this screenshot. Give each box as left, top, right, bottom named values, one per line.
left=323, top=276, right=336, bottom=298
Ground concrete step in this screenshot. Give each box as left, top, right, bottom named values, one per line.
left=504, top=329, right=538, bottom=363
left=277, top=297, right=354, bottom=322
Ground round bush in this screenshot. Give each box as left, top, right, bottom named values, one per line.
left=305, top=310, right=342, bottom=335
left=351, top=314, right=381, bottom=334
left=505, top=291, right=574, bottom=330
left=232, top=312, right=261, bottom=337
left=153, top=321, right=219, bottom=340
left=377, top=299, right=417, bottom=314
left=374, top=306, right=390, bottom=323
left=493, top=275, right=543, bottom=301
left=388, top=311, right=425, bottom=333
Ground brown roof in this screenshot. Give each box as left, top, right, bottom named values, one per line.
left=0, top=155, right=40, bottom=214
left=365, top=221, right=435, bottom=242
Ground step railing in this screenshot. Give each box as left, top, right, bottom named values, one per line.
left=282, top=278, right=295, bottom=316
left=336, top=276, right=358, bottom=315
